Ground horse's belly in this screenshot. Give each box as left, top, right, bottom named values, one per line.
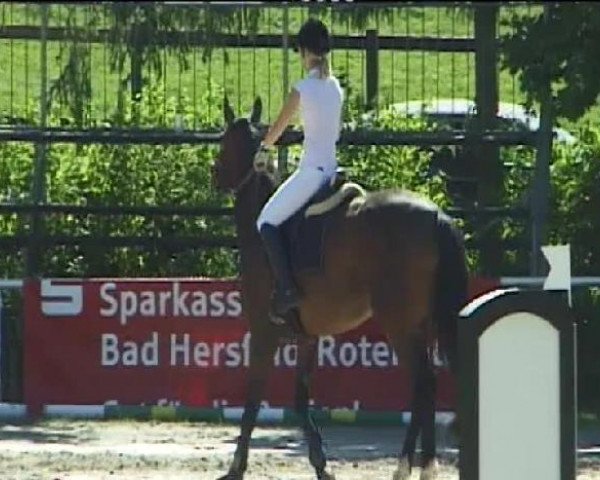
left=300, top=290, right=372, bottom=337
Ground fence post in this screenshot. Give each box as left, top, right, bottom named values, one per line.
left=531, top=86, right=553, bottom=276
left=530, top=6, right=554, bottom=276
left=365, top=29, right=379, bottom=111
left=27, top=3, right=49, bottom=277
left=473, top=4, right=502, bottom=275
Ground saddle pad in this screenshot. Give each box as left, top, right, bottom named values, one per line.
left=283, top=179, right=365, bottom=276
left=289, top=212, right=329, bottom=275
left=282, top=181, right=335, bottom=275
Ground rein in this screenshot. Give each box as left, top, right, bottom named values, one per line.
left=233, top=165, right=257, bottom=195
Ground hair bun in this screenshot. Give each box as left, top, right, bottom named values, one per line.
left=296, top=18, right=331, bottom=56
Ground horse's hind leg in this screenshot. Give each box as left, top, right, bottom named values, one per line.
left=393, top=343, right=422, bottom=478
left=388, top=336, right=439, bottom=480
left=414, top=343, right=438, bottom=480
left=373, top=278, right=439, bottom=480
left=218, top=329, right=278, bottom=480
left=295, top=336, right=335, bottom=480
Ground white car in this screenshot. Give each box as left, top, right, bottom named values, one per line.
left=369, top=98, right=577, bottom=145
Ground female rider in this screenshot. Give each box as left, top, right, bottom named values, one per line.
left=256, top=18, right=344, bottom=325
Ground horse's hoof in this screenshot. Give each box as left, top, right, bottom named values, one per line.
left=420, top=459, right=440, bottom=480
left=216, top=472, right=243, bottom=480
left=318, top=471, right=336, bottom=480
left=393, top=457, right=411, bottom=480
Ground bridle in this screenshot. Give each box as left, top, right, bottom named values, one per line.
left=232, top=159, right=258, bottom=195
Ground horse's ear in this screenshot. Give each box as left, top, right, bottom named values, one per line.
left=250, top=96, right=262, bottom=124
left=224, top=96, right=235, bottom=126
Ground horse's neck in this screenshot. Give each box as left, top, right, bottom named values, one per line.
left=233, top=174, right=275, bottom=245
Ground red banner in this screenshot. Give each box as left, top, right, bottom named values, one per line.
left=24, top=277, right=499, bottom=411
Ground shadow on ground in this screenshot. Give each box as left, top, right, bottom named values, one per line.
left=221, top=420, right=600, bottom=464
left=0, top=421, right=94, bottom=445
left=222, top=424, right=460, bottom=464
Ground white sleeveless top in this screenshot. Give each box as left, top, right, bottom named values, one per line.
left=293, top=68, right=344, bottom=177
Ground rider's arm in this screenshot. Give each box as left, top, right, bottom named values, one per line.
left=261, top=89, right=300, bottom=148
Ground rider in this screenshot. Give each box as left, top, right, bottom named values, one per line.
left=256, top=18, right=344, bottom=324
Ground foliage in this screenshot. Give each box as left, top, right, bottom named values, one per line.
left=0, top=83, right=237, bottom=279
left=48, top=9, right=94, bottom=128
left=341, top=106, right=447, bottom=206
left=545, top=125, right=600, bottom=412
left=305, top=2, right=472, bottom=30
left=106, top=3, right=261, bottom=69
left=500, top=4, right=600, bottom=121
left=549, top=124, right=600, bottom=275
left=47, top=3, right=262, bottom=123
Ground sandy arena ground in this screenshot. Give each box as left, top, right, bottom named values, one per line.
left=0, top=420, right=599, bottom=479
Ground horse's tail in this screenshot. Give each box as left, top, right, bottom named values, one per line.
left=433, top=211, right=469, bottom=373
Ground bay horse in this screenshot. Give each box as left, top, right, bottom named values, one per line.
left=212, top=97, right=468, bottom=480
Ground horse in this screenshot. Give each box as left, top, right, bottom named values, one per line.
left=211, top=96, right=468, bottom=480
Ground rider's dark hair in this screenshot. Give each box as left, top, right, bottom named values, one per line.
left=294, top=18, right=331, bottom=78
left=295, top=18, right=331, bottom=55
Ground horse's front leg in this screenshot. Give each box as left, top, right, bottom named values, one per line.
left=217, top=326, right=278, bottom=480
left=295, top=336, right=335, bottom=480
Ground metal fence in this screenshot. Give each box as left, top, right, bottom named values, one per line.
left=0, top=1, right=553, bottom=278
left=0, top=2, right=539, bottom=126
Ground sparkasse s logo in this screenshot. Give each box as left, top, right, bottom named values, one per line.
left=41, top=279, right=83, bottom=316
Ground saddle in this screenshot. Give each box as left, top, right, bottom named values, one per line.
left=281, top=168, right=366, bottom=276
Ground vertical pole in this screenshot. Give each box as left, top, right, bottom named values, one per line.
left=279, top=2, right=290, bottom=176
left=130, top=17, right=143, bottom=123
left=27, top=3, right=49, bottom=277
left=365, top=29, right=379, bottom=111
left=282, top=2, right=290, bottom=99
left=531, top=82, right=553, bottom=276
left=530, top=5, right=554, bottom=276
left=473, top=4, right=502, bottom=275
left=474, top=6, right=498, bottom=131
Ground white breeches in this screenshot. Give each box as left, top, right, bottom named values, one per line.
left=256, top=166, right=331, bottom=230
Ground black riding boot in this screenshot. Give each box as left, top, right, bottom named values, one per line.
left=259, top=223, right=301, bottom=324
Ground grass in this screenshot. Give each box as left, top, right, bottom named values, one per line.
left=0, top=3, right=597, bottom=129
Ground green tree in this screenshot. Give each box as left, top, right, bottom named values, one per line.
left=48, top=3, right=262, bottom=124
left=500, top=4, right=600, bottom=120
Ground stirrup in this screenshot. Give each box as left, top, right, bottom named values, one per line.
left=269, top=311, right=287, bottom=326
left=275, top=287, right=300, bottom=311
left=269, top=306, right=306, bottom=336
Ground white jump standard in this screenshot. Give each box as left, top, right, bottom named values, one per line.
left=458, top=289, right=576, bottom=480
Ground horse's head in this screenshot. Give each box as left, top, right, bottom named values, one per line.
left=213, top=96, right=268, bottom=194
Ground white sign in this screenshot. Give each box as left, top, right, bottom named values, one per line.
left=41, top=280, right=83, bottom=316
left=542, top=244, right=572, bottom=306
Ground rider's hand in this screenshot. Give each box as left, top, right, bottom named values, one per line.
left=254, top=143, right=272, bottom=171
